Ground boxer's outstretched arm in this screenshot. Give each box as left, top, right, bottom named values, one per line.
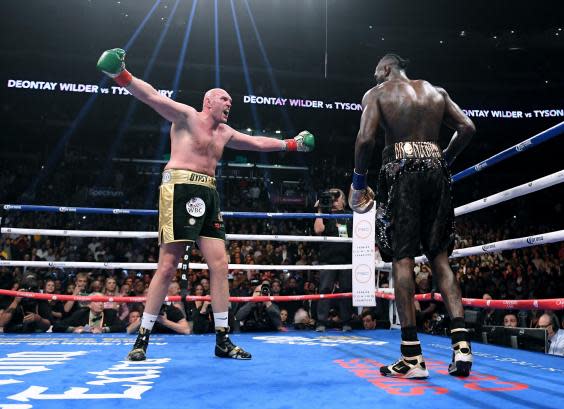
left=438, top=88, right=476, bottom=165
left=97, top=48, right=193, bottom=123
left=354, top=90, right=381, bottom=174
left=226, top=129, right=315, bottom=152
left=226, top=129, right=286, bottom=151
left=126, top=77, right=195, bottom=124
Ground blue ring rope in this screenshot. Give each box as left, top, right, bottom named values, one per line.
left=451, top=120, right=563, bottom=182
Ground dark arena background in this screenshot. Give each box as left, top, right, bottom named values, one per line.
left=1, top=1, right=563, bottom=409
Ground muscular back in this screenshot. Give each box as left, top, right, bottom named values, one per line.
left=376, top=80, right=445, bottom=145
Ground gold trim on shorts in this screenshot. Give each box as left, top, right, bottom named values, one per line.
left=158, top=183, right=175, bottom=245
left=393, top=142, right=442, bottom=160
left=161, top=169, right=216, bottom=188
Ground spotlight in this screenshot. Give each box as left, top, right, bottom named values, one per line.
left=439, top=40, right=444, bottom=44
left=459, top=30, right=466, bottom=37
left=246, top=128, right=252, bottom=132
left=275, top=130, right=281, bottom=134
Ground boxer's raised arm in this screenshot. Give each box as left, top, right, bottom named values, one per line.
left=97, top=48, right=194, bottom=123
left=126, top=77, right=194, bottom=124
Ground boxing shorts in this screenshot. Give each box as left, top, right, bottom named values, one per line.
left=375, top=141, right=455, bottom=262
left=158, top=169, right=225, bottom=245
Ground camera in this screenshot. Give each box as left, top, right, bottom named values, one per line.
left=260, top=283, right=271, bottom=296
left=21, top=297, right=38, bottom=312
left=318, top=191, right=338, bottom=213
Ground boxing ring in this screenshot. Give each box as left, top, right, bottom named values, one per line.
left=0, top=121, right=563, bottom=408
left=0, top=331, right=562, bottom=409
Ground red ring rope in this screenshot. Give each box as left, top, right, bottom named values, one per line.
left=0, top=289, right=562, bottom=310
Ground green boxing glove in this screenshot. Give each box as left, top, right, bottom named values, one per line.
left=96, top=48, right=133, bottom=87
left=284, top=131, right=315, bottom=152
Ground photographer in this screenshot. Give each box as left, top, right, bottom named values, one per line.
left=0, top=276, right=53, bottom=333
left=235, top=282, right=283, bottom=332
left=314, top=188, right=353, bottom=332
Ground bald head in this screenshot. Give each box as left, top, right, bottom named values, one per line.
left=539, top=313, right=559, bottom=337
left=202, top=88, right=232, bottom=123
left=203, top=88, right=229, bottom=109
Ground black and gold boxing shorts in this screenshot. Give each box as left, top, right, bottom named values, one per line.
left=375, top=142, right=455, bottom=262
left=158, top=169, right=225, bottom=245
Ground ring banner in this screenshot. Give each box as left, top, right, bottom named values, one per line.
left=352, top=207, right=376, bottom=307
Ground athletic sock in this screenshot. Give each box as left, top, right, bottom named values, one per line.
left=213, top=311, right=229, bottom=329
left=450, top=317, right=469, bottom=344
left=400, top=326, right=422, bottom=357
left=140, top=313, right=158, bottom=331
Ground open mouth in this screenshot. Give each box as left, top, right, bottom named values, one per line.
left=223, top=109, right=230, bottom=117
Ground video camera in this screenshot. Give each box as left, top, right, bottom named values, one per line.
left=250, top=279, right=271, bottom=296
left=260, top=282, right=271, bottom=296
left=19, top=278, right=40, bottom=312
left=318, top=190, right=340, bottom=213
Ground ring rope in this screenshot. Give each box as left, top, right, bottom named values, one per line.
left=451, top=120, right=564, bottom=182
left=453, top=169, right=563, bottom=217
left=1, top=229, right=562, bottom=271
left=386, top=229, right=564, bottom=268
left=3, top=169, right=562, bottom=239
left=0, top=289, right=562, bottom=310
left=0, top=260, right=361, bottom=271
left=0, top=229, right=353, bottom=242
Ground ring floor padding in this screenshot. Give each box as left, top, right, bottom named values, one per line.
left=0, top=330, right=562, bottom=409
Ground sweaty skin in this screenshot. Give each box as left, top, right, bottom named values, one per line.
left=355, top=60, right=475, bottom=172
left=125, top=84, right=286, bottom=176
left=353, top=56, right=475, bottom=328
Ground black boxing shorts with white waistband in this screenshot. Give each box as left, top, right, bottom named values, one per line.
left=158, top=169, right=225, bottom=245
left=375, top=142, right=455, bottom=262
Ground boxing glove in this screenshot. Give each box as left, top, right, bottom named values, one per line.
left=348, top=186, right=375, bottom=213
left=284, top=131, right=315, bottom=152
left=96, top=48, right=132, bottom=87
left=349, top=169, right=375, bottom=213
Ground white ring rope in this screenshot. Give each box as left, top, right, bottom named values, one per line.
left=0, top=229, right=352, bottom=243
left=389, top=229, right=564, bottom=267
left=3, top=170, right=561, bottom=240
left=2, top=229, right=562, bottom=271
left=454, top=169, right=563, bottom=217
left=0, top=260, right=359, bottom=271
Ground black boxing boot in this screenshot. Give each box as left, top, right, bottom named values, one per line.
left=215, top=327, right=252, bottom=360
left=127, top=327, right=151, bottom=361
